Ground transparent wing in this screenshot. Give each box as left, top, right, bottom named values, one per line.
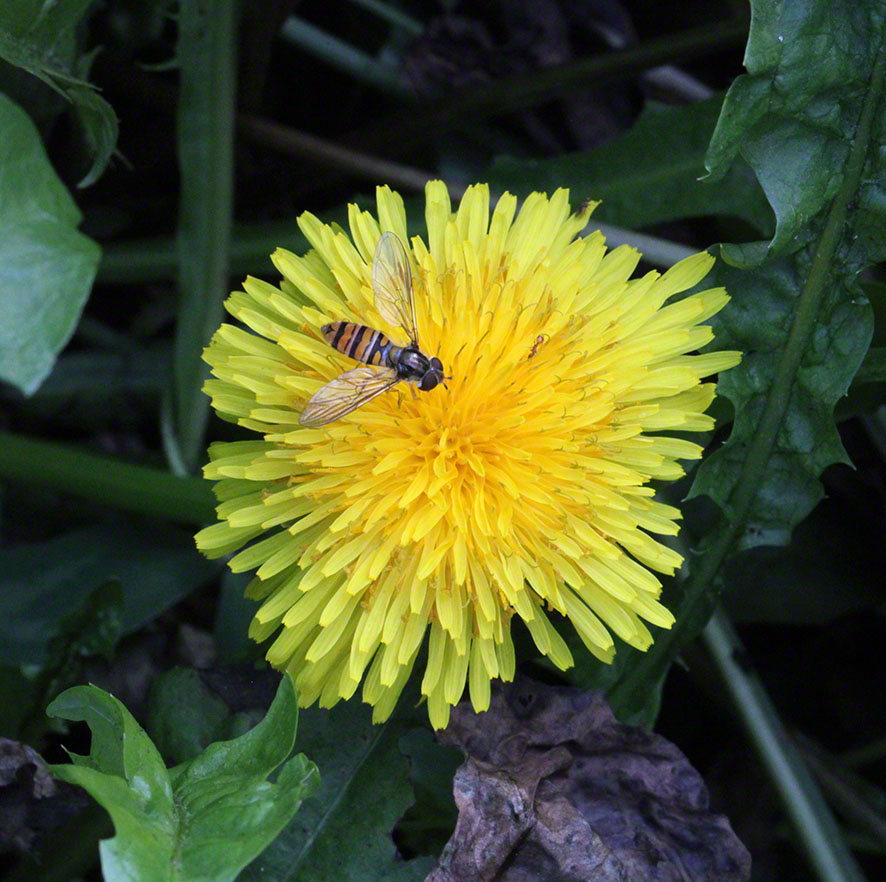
left=299, top=366, right=400, bottom=427
left=372, top=231, right=419, bottom=345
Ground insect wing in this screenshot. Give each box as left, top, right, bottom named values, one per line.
left=299, top=366, right=399, bottom=427
left=372, top=231, right=419, bottom=345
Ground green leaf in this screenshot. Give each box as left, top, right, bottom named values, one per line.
left=239, top=699, right=434, bottom=882
left=0, top=92, right=101, bottom=394
left=695, top=2, right=885, bottom=540
left=0, top=0, right=119, bottom=186
left=853, top=345, right=886, bottom=386
left=147, top=667, right=259, bottom=766
left=690, top=255, right=872, bottom=546
left=705, top=3, right=885, bottom=259
left=0, top=522, right=216, bottom=666
left=68, top=84, right=119, bottom=188
left=47, top=675, right=319, bottom=882
left=489, top=96, right=773, bottom=234
left=610, top=4, right=886, bottom=723
left=17, top=580, right=124, bottom=741
left=171, top=0, right=237, bottom=472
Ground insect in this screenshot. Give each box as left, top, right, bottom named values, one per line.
left=299, top=231, right=448, bottom=427
left=528, top=334, right=549, bottom=359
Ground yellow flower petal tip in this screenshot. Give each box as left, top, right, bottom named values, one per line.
left=197, top=181, right=740, bottom=728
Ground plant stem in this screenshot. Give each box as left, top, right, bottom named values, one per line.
left=704, top=612, right=868, bottom=882
left=280, top=15, right=408, bottom=95
left=0, top=431, right=216, bottom=525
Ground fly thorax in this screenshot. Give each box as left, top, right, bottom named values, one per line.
left=395, top=347, right=431, bottom=382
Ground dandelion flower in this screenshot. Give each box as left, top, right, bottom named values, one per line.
left=196, top=181, right=740, bottom=729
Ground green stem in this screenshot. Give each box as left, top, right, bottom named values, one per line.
left=704, top=612, right=867, bottom=882
left=345, top=0, right=423, bottom=36
left=171, top=0, right=237, bottom=474
left=280, top=15, right=408, bottom=95
left=610, top=38, right=886, bottom=714
left=0, top=431, right=216, bottom=525
left=346, top=18, right=749, bottom=153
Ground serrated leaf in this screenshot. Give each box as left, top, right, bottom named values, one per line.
left=47, top=675, right=319, bottom=882
left=0, top=92, right=100, bottom=394
left=0, top=522, right=216, bottom=666
left=489, top=96, right=773, bottom=233
left=705, top=3, right=885, bottom=258
left=0, top=0, right=119, bottom=187
left=239, top=700, right=434, bottom=882
left=692, top=1, right=885, bottom=545
left=690, top=256, right=872, bottom=546
left=611, top=5, right=885, bottom=721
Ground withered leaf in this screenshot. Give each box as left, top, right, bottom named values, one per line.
left=0, top=737, right=56, bottom=854
left=427, top=678, right=751, bottom=882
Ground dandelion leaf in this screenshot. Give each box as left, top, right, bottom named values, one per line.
left=0, top=0, right=118, bottom=186
left=690, top=1, right=882, bottom=547
left=238, top=698, right=434, bottom=882
left=47, top=675, right=318, bottom=882
left=489, top=95, right=773, bottom=235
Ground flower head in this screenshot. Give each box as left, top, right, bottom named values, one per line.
left=196, top=182, right=740, bottom=729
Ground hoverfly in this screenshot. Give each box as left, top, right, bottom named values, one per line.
left=299, top=232, right=448, bottom=427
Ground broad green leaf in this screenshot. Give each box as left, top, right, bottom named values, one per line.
left=688, top=0, right=883, bottom=543
left=16, top=580, right=123, bottom=741
left=705, top=3, right=885, bottom=259
left=0, top=0, right=118, bottom=185
left=147, top=667, right=259, bottom=766
left=611, top=2, right=885, bottom=722
left=690, top=254, right=872, bottom=546
left=239, top=699, right=434, bottom=882
left=48, top=675, right=319, bottom=882
left=0, top=522, right=216, bottom=666
left=0, top=92, right=100, bottom=394
left=489, top=96, right=773, bottom=234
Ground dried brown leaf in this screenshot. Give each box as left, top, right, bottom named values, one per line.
left=427, top=678, right=751, bottom=882
left=0, top=737, right=56, bottom=854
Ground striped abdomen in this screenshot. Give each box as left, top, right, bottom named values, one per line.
left=322, top=321, right=396, bottom=367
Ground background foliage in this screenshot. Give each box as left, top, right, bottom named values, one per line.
left=0, top=1, right=884, bottom=881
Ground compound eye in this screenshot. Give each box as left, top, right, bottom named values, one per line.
left=430, top=357, right=444, bottom=372
left=419, top=372, right=439, bottom=391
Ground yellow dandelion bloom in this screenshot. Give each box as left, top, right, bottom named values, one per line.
left=196, top=181, right=740, bottom=729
